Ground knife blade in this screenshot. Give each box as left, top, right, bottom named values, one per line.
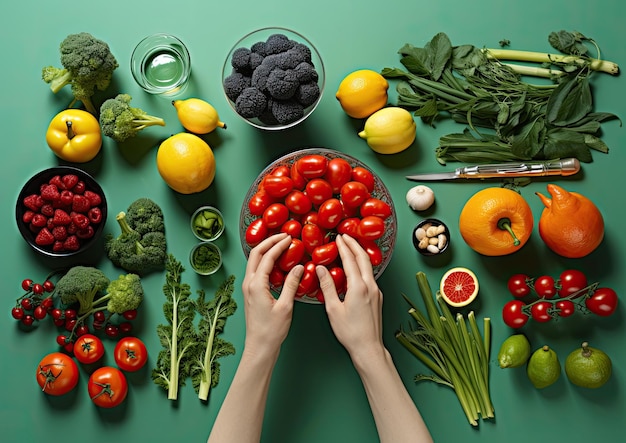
left=406, top=158, right=580, bottom=181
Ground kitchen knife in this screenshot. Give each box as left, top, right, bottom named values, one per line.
left=406, top=158, right=580, bottom=181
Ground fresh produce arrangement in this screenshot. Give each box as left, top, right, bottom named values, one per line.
left=99, top=93, right=166, bottom=142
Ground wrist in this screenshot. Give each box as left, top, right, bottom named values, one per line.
left=349, top=344, right=391, bottom=374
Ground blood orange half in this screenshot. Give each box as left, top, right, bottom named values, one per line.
left=439, top=267, right=479, bottom=307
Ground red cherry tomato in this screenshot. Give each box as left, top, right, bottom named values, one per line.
left=530, top=301, right=553, bottom=323
left=329, top=267, right=347, bottom=295
left=284, top=190, right=312, bottom=215
left=263, top=203, right=289, bottom=229
left=555, top=299, right=576, bottom=317
left=359, top=239, right=383, bottom=266
left=290, top=162, right=307, bottom=190
left=340, top=181, right=370, bottom=208
left=246, top=218, right=269, bottom=247
left=507, top=274, right=531, bottom=298
left=278, top=238, right=305, bottom=272
left=262, top=175, right=294, bottom=198
left=301, top=211, right=319, bottom=226
left=324, top=158, right=353, bottom=193
left=73, top=334, right=105, bottom=365
left=269, top=266, right=286, bottom=288
left=281, top=219, right=303, bottom=238
left=88, top=366, right=128, bottom=408
left=558, top=269, right=588, bottom=297
left=337, top=217, right=360, bottom=238
left=359, top=198, right=392, bottom=220
left=248, top=190, right=273, bottom=216
left=297, top=261, right=320, bottom=297
left=312, top=242, right=339, bottom=266
left=301, top=223, right=326, bottom=254
left=305, top=178, right=333, bottom=206
left=502, top=300, right=529, bottom=328
left=534, top=275, right=557, bottom=298
left=114, top=337, right=148, bottom=372
left=357, top=216, right=385, bottom=240
left=585, top=287, right=618, bottom=316
left=317, top=198, right=344, bottom=229
left=296, top=154, right=328, bottom=179
left=271, top=165, right=291, bottom=177
left=351, top=166, right=375, bottom=192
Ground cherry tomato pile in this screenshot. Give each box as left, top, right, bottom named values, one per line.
left=244, top=152, right=394, bottom=302
left=12, top=273, right=140, bottom=353
left=502, top=269, right=619, bottom=328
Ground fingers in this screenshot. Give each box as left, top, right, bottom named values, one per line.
left=246, top=233, right=291, bottom=275
left=278, top=264, right=303, bottom=306
left=340, top=235, right=376, bottom=280
left=316, top=265, right=340, bottom=307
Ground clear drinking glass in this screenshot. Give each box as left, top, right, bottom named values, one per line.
left=131, top=33, right=191, bottom=97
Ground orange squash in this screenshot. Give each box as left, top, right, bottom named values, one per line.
left=536, top=184, right=604, bottom=258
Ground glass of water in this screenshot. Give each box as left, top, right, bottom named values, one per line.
left=131, top=33, right=191, bottom=97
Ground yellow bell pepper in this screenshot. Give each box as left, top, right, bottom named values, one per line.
left=46, top=109, right=102, bottom=163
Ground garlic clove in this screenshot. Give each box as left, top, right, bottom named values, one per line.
left=406, top=185, right=435, bottom=211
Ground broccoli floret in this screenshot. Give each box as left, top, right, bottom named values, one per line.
left=235, top=87, right=268, bottom=118
left=104, top=198, right=167, bottom=274
left=264, top=34, right=295, bottom=55
left=295, top=81, right=321, bottom=107
left=42, top=32, right=118, bottom=115
left=99, top=94, right=165, bottom=143
left=56, top=266, right=111, bottom=315
left=223, top=71, right=251, bottom=102
left=105, top=273, right=144, bottom=314
left=270, top=99, right=305, bottom=125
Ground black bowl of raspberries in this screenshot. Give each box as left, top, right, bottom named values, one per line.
left=16, top=166, right=107, bottom=257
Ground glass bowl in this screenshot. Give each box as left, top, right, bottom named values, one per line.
left=190, top=206, right=224, bottom=241
left=15, top=166, right=108, bottom=257
left=222, top=27, right=325, bottom=131
left=190, top=242, right=223, bottom=275
left=239, top=148, right=397, bottom=303
left=412, top=218, right=450, bottom=256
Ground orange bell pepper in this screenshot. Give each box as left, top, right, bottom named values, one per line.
left=46, top=109, right=102, bottom=163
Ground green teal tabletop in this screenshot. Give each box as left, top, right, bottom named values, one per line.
left=1, top=0, right=625, bottom=442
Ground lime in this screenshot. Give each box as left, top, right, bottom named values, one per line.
left=497, top=334, right=531, bottom=368
left=565, top=342, right=612, bottom=389
left=527, top=345, right=561, bottom=389
left=439, top=267, right=479, bottom=307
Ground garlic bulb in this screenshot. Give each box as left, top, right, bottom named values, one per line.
left=406, top=185, right=435, bottom=211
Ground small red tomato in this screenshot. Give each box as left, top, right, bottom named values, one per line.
left=281, top=219, right=303, bottom=238
left=507, top=274, right=531, bottom=298
left=359, top=239, right=383, bottom=266
left=301, top=211, right=319, bottom=226
left=305, top=178, right=333, bottom=206
left=284, top=190, right=312, bottom=215
left=122, top=309, right=138, bottom=321
left=558, top=269, right=588, bottom=297
left=351, top=166, right=375, bottom=192
left=317, top=198, right=344, bottom=229
left=556, top=299, right=576, bottom=317
left=534, top=275, right=557, bottom=298
left=290, top=162, right=307, bottom=190
left=263, top=203, right=289, bottom=229
left=296, top=154, right=328, bottom=179
left=359, top=198, right=392, bottom=220
left=278, top=239, right=305, bottom=272
left=329, top=267, right=347, bottom=295
left=585, top=287, right=618, bottom=316
left=297, top=261, right=320, bottom=297
left=269, top=266, right=286, bottom=288
left=262, top=175, right=294, bottom=199
left=73, top=334, right=105, bottom=365
left=324, top=158, right=353, bottom=193
left=248, top=190, right=274, bottom=216
left=301, top=223, right=326, bottom=254
left=502, top=300, right=529, bottom=328
left=21, top=278, right=33, bottom=291
left=530, top=301, right=553, bottom=323
left=271, top=165, right=291, bottom=177
left=88, top=366, right=128, bottom=408
left=312, top=242, right=339, bottom=266
left=246, top=218, right=269, bottom=247
left=337, top=217, right=360, bottom=238
left=114, top=337, right=148, bottom=372
left=340, top=181, right=370, bottom=208
left=357, top=216, right=385, bottom=240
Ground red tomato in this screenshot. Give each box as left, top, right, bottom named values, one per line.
left=317, top=198, right=344, bottom=229
left=341, top=199, right=359, bottom=218
left=36, top=352, right=79, bottom=396
left=357, top=216, right=385, bottom=240
left=269, top=266, right=286, bottom=287
left=301, top=211, right=319, bottom=226
left=73, top=334, right=105, bottom=365
left=296, top=154, right=328, bottom=179
left=297, top=261, right=320, bottom=297
left=305, top=178, right=333, bottom=206
left=359, top=239, right=383, bottom=266
left=278, top=238, right=305, bottom=272
left=534, top=275, right=557, bottom=298
left=337, top=217, right=360, bottom=237
left=88, top=366, right=128, bottom=408
left=507, top=274, right=531, bottom=298
left=502, top=300, right=529, bottom=328
left=114, top=337, right=148, bottom=372
left=530, top=301, right=552, bottom=323
left=359, top=198, right=392, bottom=220
left=556, top=299, right=576, bottom=317
left=262, top=175, right=294, bottom=198
left=290, top=162, right=307, bottom=190
left=271, top=165, right=291, bottom=177
left=263, top=203, right=289, bottom=229
left=324, top=158, right=353, bottom=193
left=246, top=218, right=269, bottom=247
left=585, top=287, right=618, bottom=316
left=340, top=181, right=370, bottom=208
left=281, top=219, right=303, bottom=238
left=352, top=166, right=375, bottom=192
left=312, top=242, right=339, bottom=266
left=329, top=266, right=347, bottom=295
left=558, top=269, right=588, bottom=297
left=301, top=223, right=326, bottom=254
left=284, top=190, right=312, bottom=215
left=248, top=190, right=273, bottom=216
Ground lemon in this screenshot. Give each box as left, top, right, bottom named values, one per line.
left=156, top=133, right=216, bottom=194
left=358, top=107, right=416, bottom=154
left=173, top=98, right=226, bottom=134
left=497, top=334, right=531, bottom=368
left=527, top=345, right=561, bottom=389
left=565, top=342, right=612, bottom=388
left=336, top=69, right=389, bottom=119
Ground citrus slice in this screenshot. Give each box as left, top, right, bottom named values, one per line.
left=439, top=267, right=479, bottom=307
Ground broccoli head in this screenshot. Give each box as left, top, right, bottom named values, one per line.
left=56, top=266, right=111, bottom=315
left=125, top=197, right=166, bottom=235
left=99, top=94, right=165, bottom=143
left=105, top=273, right=144, bottom=314
left=42, top=32, right=118, bottom=115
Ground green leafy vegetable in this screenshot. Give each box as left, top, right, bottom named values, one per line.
left=383, top=31, right=620, bottom=164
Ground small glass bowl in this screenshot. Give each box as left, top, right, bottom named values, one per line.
left=191, top=206, right=224, bottom=241
left=222, top=27, right=325, bottom=130
left=190, top=242, right=223, bottom=275
left=412, top=218, right=450, bottom=256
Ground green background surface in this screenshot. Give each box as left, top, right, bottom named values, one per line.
left=1, top=0, right=625, bottom=442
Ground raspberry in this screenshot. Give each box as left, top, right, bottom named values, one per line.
left=35, top=228, right=55, bottom=246
left=71, top=213, right=90, bottom=230
left=83, top=190, right=102, bottom=206
left=59, top=190, right=74, bottom=206
left=49, top=175, right=65, bottom=190
left=52, top=241, right=65, bottom=252
left=52, top=209, right=71, bottom=226
left=61, top=174, right=79, bottom=190
left=73, top=181, right=86, bottom=194
left=63, top=235, right=80, bottom=251
left=67, top=222, right=77, bottom=235
left=30, top=213, right=48, bottom=228
left=41, top=204, right=55, bottom=217
left=23, top=194, right=44, bottom=211
left=72, top=195, right=91, bottom=213
left=40, top=184, right=61, bottom=202
left=76, top=226, right=94, bottom=239
left=22, top=210, right=35, bottom=224
left=52, top=225, right=68, bottom=241
left=87, top=207, right=103, bottom=224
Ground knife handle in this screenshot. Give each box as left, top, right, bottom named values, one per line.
left=460, top=158, right=580, bottom=178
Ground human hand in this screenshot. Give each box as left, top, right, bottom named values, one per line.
left=242, top=233, right=303, bottom=358
left=316, top=235, right=384, bottom=359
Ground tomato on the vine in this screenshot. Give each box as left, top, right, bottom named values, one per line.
left=351, top=166, right=375, bottom=192
left=88, top=366, right=128, bottom=408
left=585, top=287, right=618, bottom=316
left=73, top=334, right=104, bottom=365
left=534, top=275, right=557, bottom=298
left=324, top=158, right=352, bottom=193
left=530, top=301, right=553, bottom=323
left=36, top=352, right=79, bottom=396
left=558, top=269, right=588, bottom=297
left=317, top=198, right=344, bottom=229
left=114, top=337, right=148, bottom=372
left=507, top=274, right=531, bottom=298
left=305, top=178, right=333, bottom=206
left=556, top=299, right=576, bottom=317
left=502, top=300, right=529, bottom=328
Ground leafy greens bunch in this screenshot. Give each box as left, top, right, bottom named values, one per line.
left=152, top=254, right=237, bottom=402
left=382, top=30, right=620, bottom=164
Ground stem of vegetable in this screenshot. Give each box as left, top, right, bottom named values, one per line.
left=497, top=217, right=521, bottom=246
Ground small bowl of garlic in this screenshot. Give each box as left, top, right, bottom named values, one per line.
left=412, top=218, right=450, bottom=256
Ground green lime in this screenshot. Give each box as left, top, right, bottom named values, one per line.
left=565, top=342, right=612, bottom=389
left=527, top=345, right=561, bottom=389
left=498, top=334, right=531, bottom=368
